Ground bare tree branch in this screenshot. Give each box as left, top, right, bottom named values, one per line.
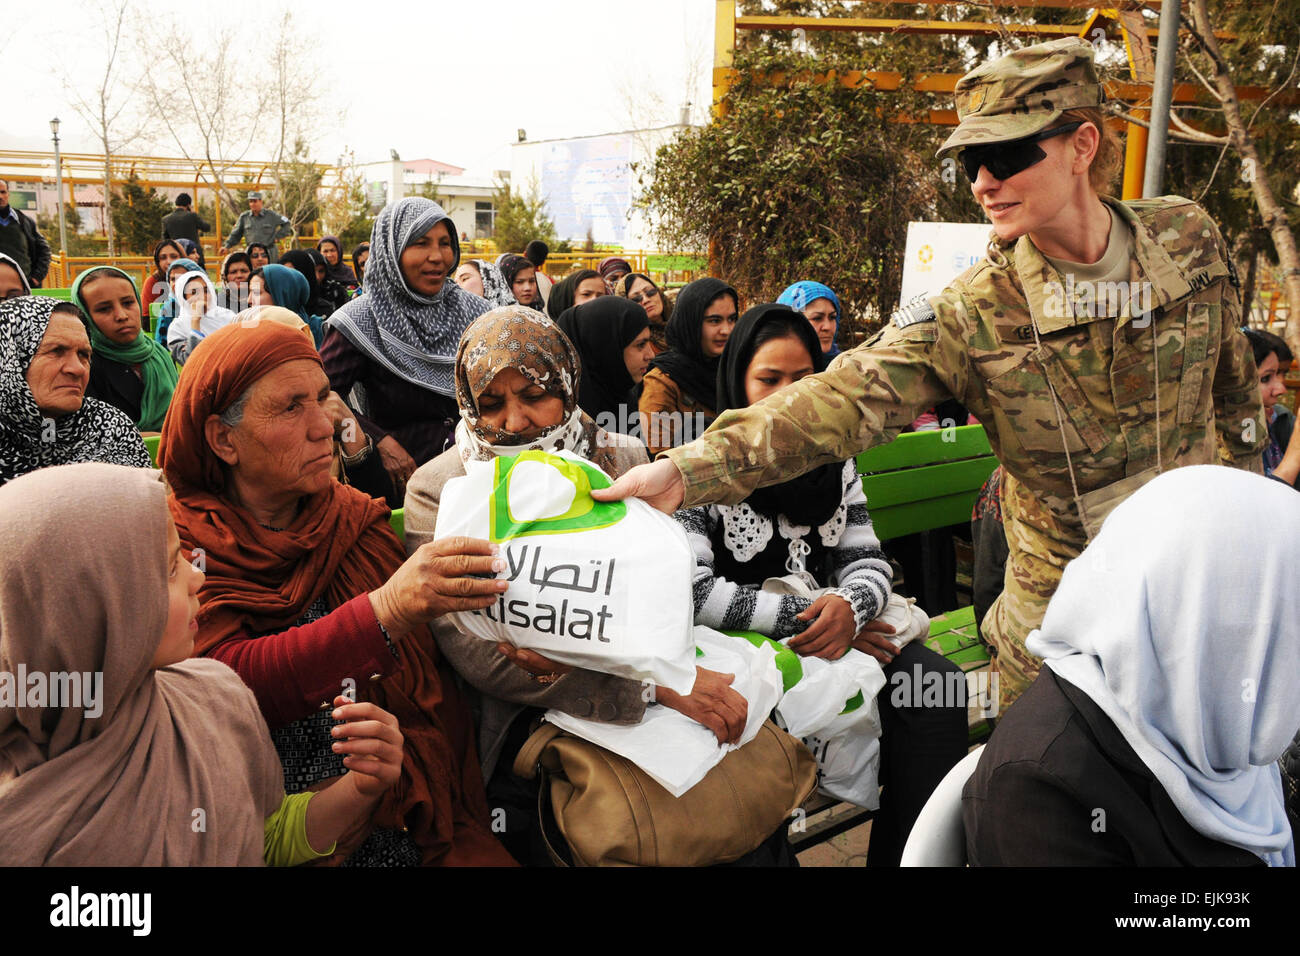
left=1108, top=105, right=1227, bottom=145
left=61, top=0, right=146, bottom=255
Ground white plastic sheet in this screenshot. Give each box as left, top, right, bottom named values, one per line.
left=544, top=626, right=784, bottom=797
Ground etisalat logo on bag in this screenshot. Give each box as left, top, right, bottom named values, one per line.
left=473, top=451, right=628, bottom=643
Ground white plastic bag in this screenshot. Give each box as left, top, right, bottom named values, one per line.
left=435, top=449, right=698, bottom=694
left=543, top=625, right=784, bottom=796
left=732, top=631, right=887, bottom=809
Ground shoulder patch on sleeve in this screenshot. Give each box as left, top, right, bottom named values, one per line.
left=891, top=296, right=937, bottom=330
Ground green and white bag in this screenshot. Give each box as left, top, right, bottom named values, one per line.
left=725, top=631, right=886, bottom=809
left=434, top=449, right=698, bottom=695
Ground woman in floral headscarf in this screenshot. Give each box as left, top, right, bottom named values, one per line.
left=404, top=305, right=770, bottom=865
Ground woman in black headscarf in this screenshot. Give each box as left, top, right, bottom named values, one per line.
left=637, top=277, right=737, bottom=456
left=545, top=269, right=604, bottom=320
left=317, top=235, right=358, bottom=286
left=307, top=247, right=352, bottom=312
left=675, top=302, right=967, bottom=867
left=555, top=297, right=654, bottom=431
left=351, top=242, right=370, bottom=287
left=246, top=242, right=271, bottom=270
left=278, top=248, right=337, bottom=317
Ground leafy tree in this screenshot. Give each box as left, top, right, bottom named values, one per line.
left=642, top=5, right=980, bottom=336
left=109, top=174, right=173, bottom=256
left=490, top=178, right=557, bottom=255
left=321, top=151, right=375, bottom=249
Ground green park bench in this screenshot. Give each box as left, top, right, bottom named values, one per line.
left=32, top=286, right=154, bottom=334
left=787, top=425, right=999, bottom=853
left=855, top=423, right=998, bottom=716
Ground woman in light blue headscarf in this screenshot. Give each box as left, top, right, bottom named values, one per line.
left=965, top=466, right=1300, bottom=867
left=777, top=280, right=841, bottom=358
left=252, top=263, right=324, bottom=347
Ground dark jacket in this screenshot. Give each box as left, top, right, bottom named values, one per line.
left=0, top=206, right=50, bottom=286
left=86, top=354, right=144, bottom=424
left=161, top=208, right=211, bottom=245
left=963, top=670, right=1264, bottom=866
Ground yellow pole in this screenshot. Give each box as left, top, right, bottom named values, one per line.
left=1122, top=113, right=1148, bottom=199
left=212, top=162, right=222, bottom=249
left=711, top=1, right=735, bottom=276
left=713, top=0, right=736, bottom=118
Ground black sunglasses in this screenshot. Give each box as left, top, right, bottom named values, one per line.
left=959, top=121, right=1084, bottom=182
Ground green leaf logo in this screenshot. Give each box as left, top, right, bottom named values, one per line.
left=488, top=450, right=627, bottom=543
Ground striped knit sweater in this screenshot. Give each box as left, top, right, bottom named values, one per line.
left=674, top=460, right=893, bottom=638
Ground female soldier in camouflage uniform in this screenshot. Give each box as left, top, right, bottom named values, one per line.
left=595, top=37, right=1265, bottom=709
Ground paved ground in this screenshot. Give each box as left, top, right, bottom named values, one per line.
left=797, top=814, right=873, bottom=866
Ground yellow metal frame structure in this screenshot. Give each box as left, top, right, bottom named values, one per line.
left=711, top=1, right=1277, bottom=200
left=0, top=148, right=342, bottom=249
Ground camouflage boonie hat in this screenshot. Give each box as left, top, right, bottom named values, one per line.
left=936, top=37, right=1105, bottom=157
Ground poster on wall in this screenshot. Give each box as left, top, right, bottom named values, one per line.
left=898, top=221, right=993, bottom=308
left=539, top=134, right=633, bottom=245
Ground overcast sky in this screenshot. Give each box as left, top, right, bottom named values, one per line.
left=3, top=0, right=715, bottom=173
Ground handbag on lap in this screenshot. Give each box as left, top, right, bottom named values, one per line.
left=512, top=720, right=817, bottom=867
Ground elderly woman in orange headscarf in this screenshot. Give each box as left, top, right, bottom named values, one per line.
left=156, top=316, right=516, bottom=866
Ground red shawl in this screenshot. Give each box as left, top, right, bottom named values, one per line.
left=158, top=319, right=513, bottom=865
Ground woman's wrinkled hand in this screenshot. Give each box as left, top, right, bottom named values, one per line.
left=787, top=593, right=858, bottom=660
left=654, top=666, right=748, bottom=744
left=369, top=536, right=507, bottom=633
left=850, top=618, right=899, bottom=666
left=589, top=458, right=685, bottom=514
left=496, top=643, right=572, bottom=682
left=376, top=435, right=417, bottom=495
left=330, top=697, right=404, bottom=798
left=323, top=391, right=368, bottom=457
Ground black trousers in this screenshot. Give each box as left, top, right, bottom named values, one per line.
left=867, top=641, right=969, bottom=867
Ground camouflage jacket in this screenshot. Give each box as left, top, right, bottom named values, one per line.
left=667, top=196, right=1266, bottom=572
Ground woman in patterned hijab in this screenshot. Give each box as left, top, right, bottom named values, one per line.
left=325, top=198, right=488, bottom=398
left=453, top=259, right=515, bottom=308
left=451, top=304, right=637, bottom=478
left=0, top=296, right=150, bottom=485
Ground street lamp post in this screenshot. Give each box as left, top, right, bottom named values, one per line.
left=50, top=117, right=68, bottom=282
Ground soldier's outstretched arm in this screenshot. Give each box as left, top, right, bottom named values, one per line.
left=660, top=316, right=965, bottom=509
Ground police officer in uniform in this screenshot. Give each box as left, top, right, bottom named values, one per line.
left=594, top=38, right=1266, bottom=709
left=218, top=191, right=293, bottom=260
